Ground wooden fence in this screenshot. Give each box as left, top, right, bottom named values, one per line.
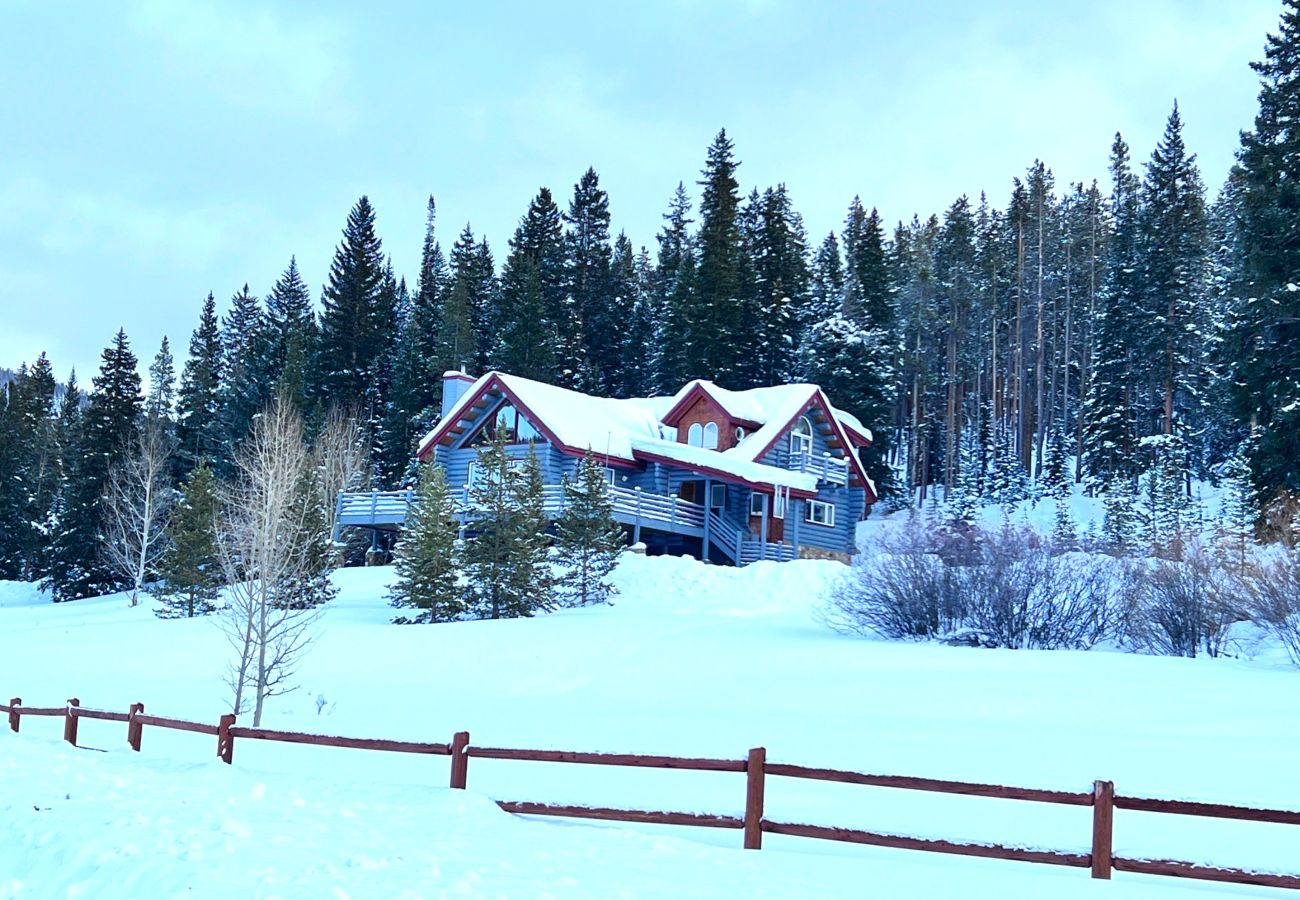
left=4, top=696, right=1299, bottom=892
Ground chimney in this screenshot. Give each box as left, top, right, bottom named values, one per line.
left=440, top=370, right=475, bottom=419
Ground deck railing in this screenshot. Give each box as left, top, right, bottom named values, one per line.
left=792, top=450, right=850, bottom=485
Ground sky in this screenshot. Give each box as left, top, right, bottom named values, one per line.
left=0, top=0, right=1283, bottom=382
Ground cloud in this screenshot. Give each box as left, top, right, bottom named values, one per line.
left=0, top=174, right=261, bottom=270
left=128, top=0, right=351, bottom=123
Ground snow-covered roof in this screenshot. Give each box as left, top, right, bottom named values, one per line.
left=418, top=371, right=873, bottom=496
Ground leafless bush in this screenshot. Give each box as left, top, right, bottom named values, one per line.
left=826, top=519, right=965, bottom=639
left=828, top=520, right=1116, bottom=649
left=1241, top=551, right=1300, bottom=666
left=961, top=528, right=1117, bottom=650
left=1121, top=543, right=1244, bottom=658
left=313, top=404, right=369, bottom=547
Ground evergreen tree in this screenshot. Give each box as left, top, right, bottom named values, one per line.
left=1230, top=1, right=1300, bottom=500
left=177, top=293, right=225, bottom=473
left=46, top=329, right=142, bottom=599
left=462, top=435, right=552, bottom=619
left=1085, top=134, right=1144, bottom=486
left=146, top=336, right=176, bottom=421
left=655, top=184, right=697, bottom=391
left=265, top=257, right=317, bottom=395
left=411, top=196, right=450, bottom=358
left=155, top=461, right=220, bottom=618
left=1101, top=475, right=1141, bottom=555
left=1216, top=438, right=1258, bottom=569
left=220, top=284, right=271, bottom=460
left=565, top=168, right=618, bottom=392
left=389, top=463, right=463, bottom=623
left=494, top=188, right=577, bottom=384
left=691, top=130, right=745, bottom=384
left=742, top=184, right=810, bottom=386
left=611, top=235, right=656, bottom=396
left=316, top=196, right=388, bottom=413
left=554, top=452, right=624, bottom=606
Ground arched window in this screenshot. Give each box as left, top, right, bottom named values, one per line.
left=687, top=423, right=704, bottom=447
left=703, top=422, right=719, bottom=449
left=790, top=415, right=814, bottom=457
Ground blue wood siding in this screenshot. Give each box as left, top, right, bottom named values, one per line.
left=758, top=413, right=838, bottom=472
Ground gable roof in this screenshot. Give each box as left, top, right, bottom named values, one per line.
left=417, top=372, right=876, bottom=500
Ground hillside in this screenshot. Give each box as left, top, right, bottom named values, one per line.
left=2, top=552, right=1299, bottom=897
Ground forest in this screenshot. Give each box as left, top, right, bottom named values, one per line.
left=3, top=4, right=1300, bottom=604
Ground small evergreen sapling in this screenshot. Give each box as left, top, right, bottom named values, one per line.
left=156, top=461, right=221, bottom=618
left=390, top=464, right=463, bottom=623
left=463, top=435, right=554, bottom=619
left=554, top=452, right=625, bottom=606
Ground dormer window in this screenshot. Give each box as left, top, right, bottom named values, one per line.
left=790, top=415, right=813, bottom=457
left=687, top=421, right=720, bottom=449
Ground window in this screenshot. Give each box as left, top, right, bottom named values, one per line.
left=468, top=458, right=522, bottom=490
left=709, top=483, right=727, bottom=509
left=603, top=468, right=617, bottom=486
left=687, top=423, right=704, bottom=447
left=806, top=499, right=835, bottom=527
left=790, top=415, right=814, bottom=457
left=748, top=491, right=786, bottom=518
left=703, top=422, right=719, bottom=450
left=734, top=425, right=746, bottom=443
left=469, top=401, right=543, bottom=446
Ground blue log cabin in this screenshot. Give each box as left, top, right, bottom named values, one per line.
left=336, top=370, right=877, bottom=565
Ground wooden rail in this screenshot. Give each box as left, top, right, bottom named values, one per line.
left=4, top=695, right=1299, bottom=892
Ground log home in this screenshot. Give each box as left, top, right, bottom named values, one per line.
left=337, top=370, right=877, bottom=565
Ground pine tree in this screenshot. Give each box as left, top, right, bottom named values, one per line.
left=147, top=336, right=176, bottom=421
left=1101, top=475, right=1141, bottom=555
left=691, top=130, right=745, bottom=384
left=655, top=184, right=697, bottom=391
left=411, top=196, right=450, bottom=360
left=742, top=184, right=810, bottom=386
left=317, top=196, right=388, bottom=413
left=46, top=330, right=143, bottom=599
left=565, top=168, right=618, bottom=392
left=220, top=284, right=271, bottom=460
left=1216, top=438, right=1258, bottom=570
left=1230, top=1, right=1300, bottom=501
left=494, top=188, right=578, bottom=385
left=177, top=293, right=225, bottom=473
left=265, top=257, right=317, bottom=399
left=554, top=452, right=624, bottom=607
left=612, top=235, right=657, bottom=396
left=462, top=435, right=552, bottom=619
left=390, top=463, right=463, bottom=623
left=155, top=461, right=220, bottom=618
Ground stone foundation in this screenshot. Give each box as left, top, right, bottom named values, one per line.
left=798, top=546, right=851, bottom=565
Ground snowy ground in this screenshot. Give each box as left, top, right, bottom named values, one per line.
left=2, top=547, right=1299, bottom=898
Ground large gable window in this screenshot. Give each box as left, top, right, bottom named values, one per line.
left=703, top=422, right=719, bottom=449
left=470, top=401, right=542, bottom=446
left=790, top=415, right=814, bottom=457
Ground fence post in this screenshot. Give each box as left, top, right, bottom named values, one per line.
left=449, top=731, right=470, bottom=789
left=63, top=698, right=80, bottom=746
left=1091, top=779, right=1114, bottom=880
left=217, top=713, right=236, bottom=764
left=7, top=698, right=18, bottom=733
left=127, top=702, right=144, bottom=752
left=744, top=746, right=766, bottom=850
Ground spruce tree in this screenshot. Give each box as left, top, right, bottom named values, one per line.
left=46, top=330, right=143, bottom=599
left=554, top=452, right=624, bottom=607
left=692, top=130, right=745, bottom=384
left=265, top=257, right=317, bottom=397
left=147, top=336, right=176, bottom=421
left=177, top=293, right=225, bottom=474
left=463, top=435, right=552, bottom=619
left=654, top=184, right=697, bottom=391
left=155, top=461, right=220, bottom=618
left=317, top=196, right=388, bottom=412
left=622, top=244, right=660, bottom=396
left=565, top=168, right=618, bottom=392
left=220, top=284, right=271, bottom=460
left=1230, top=1, right=1300, bottom=500
left=390, top=463, right=463, bottom=623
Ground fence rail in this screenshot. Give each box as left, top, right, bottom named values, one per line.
left=3, top=695, right=1299, bottom=892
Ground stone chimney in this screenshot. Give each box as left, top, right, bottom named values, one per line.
left=440, top=370, right=475, bottom=419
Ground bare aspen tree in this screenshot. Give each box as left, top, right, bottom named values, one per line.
left=102, top=418, right=176, bottom=606
left=217, top=397, right=335, bottom=725
left=313, top=404, right=370, bottom=546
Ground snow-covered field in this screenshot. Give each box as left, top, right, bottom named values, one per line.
left=3, top=548, right=1299, bottom=898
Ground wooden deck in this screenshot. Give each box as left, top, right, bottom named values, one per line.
left=335, top=485, right=797, bottom=566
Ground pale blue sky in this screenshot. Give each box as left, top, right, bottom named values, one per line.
left=0, top=0, right=1281, bottom=379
